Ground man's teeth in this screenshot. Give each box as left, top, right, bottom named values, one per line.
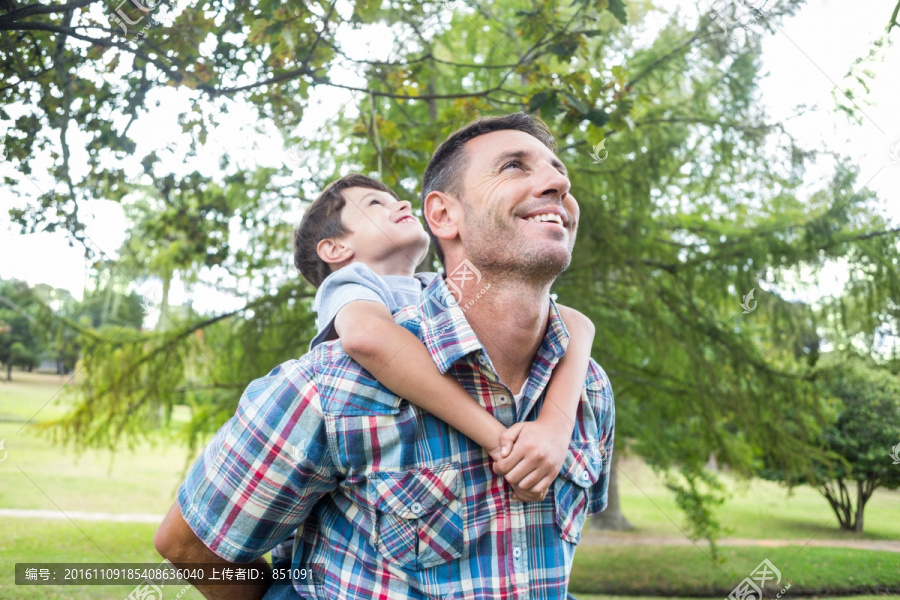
left=525, top=214, right=563, bottom=225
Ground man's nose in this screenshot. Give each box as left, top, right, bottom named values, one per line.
left=535, top=163, right=571, bottom=199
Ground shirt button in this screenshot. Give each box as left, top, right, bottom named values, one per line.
left=411, top=502, right=423, bottom=514
left=581, top=471, right=590, bottom=482
left=477, top=354, right=487, bottom=365
left=513, top=547, right=521, bottom=559
left=497, top=395, right=508, bottom=405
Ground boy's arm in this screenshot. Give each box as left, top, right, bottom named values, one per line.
left=335, top=300, right=507, bottom=453
left=492, top=304, right=596, bottom=496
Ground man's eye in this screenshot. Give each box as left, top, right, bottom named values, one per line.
left=502, top=160, right=522, bottom=171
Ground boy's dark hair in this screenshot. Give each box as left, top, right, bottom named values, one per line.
left=421, top=113, right=557, bottom=265
left=293, top=173, right=400, bottom=288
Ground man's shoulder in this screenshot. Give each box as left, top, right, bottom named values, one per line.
left=581, top=359, right=615, bottom=421
left=308, top=318, right=426, bottom=415
left=585, top=359, right=613, bottom=395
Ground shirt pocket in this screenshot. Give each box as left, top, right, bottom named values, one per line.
left=369, top=462, right=464, bottom=570
left=553, top=440, right=604, bottom=544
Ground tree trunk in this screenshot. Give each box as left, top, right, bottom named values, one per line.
left=6, top=362, right=11, bottom=382
left=100, top=262, right=116, bottom=325
left=852, top=481, right=866, bottom=533
left=590, top=450, right=633, bottom=530
left=158, top=273, right=172, bottom=332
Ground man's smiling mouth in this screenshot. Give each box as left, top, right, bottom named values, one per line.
left=524, top=213, right=564, bottom=226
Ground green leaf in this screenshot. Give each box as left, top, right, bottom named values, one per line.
left=608, top=0, right=627, bottom=24
left=586, top=107, right=608, bottom=126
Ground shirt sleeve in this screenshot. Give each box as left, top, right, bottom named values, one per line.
left=177, top=357, right=338, bottom=562
left=310, top=263, right=396, bottom=348
left=586, top=360, right=615, bottom=516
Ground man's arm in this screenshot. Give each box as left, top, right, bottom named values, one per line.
left=154, top=503, right=271, bottom=600
left=154, top=360, right=337, bottom=599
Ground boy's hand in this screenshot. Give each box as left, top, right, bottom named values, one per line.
left=491, top=421, right=570, bottom=502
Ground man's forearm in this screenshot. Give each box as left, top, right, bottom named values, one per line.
left=154, top=502, right=272, bottom=600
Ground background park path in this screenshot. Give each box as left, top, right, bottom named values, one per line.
left=2, top=508, right=898, bottom=552
left=580, top=531, right=900, bottom=553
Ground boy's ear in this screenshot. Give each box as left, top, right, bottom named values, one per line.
left=317, top=237, right=354, bottom=266
left=423, top=190, right=460, bottom=244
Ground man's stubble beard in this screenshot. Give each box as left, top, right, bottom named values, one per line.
left=461, top=199, right=573, bottom=285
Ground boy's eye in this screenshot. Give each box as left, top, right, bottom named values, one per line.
left=369, top=199, right=382, bottom=206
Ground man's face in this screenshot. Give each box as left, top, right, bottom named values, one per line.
left=338, top=186, right=431, bottom=266
left=454, top=129, right=578, bottom=280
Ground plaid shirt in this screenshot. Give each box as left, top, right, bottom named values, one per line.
left=178, top=276, right=615, bottom=599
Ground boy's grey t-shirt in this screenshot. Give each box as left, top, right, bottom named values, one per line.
left=310, top=262, right=438, bottom=350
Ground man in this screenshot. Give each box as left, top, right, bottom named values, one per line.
left=154, top=113, right=615, bottom=599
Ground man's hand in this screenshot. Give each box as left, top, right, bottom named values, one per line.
left=490, top=421, right=570, bottom=502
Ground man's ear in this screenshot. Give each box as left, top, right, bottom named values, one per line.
left=423, top=190, right=460, bottom=245
left=317, top=237, right=354, bottom=267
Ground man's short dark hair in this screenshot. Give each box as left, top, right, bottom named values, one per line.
left=421, top=113, right=557, bottom=265
left=294, top=173, right=400, bottom=288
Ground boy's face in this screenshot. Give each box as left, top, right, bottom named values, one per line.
left=337, top=186, right=431, bottom=267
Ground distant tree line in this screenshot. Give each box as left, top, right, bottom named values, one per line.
left=0, top=277, right=145, bottom=381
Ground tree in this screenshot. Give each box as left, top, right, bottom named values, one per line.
left=4, top=0, right=900, bottom=544
left=763, top=358, right=900, bottom=532
left=0, top=280, right=44, bottom=381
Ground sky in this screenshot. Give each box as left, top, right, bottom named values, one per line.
left=1, top=0, right=897, bottom=316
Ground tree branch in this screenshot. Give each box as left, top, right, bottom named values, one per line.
left=0, top=22, right=184, bottom=82
left=0, top=0, right=98, bottom=26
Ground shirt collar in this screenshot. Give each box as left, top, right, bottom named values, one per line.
left=417, top=276, right=570, bottom=415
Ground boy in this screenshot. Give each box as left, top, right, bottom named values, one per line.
left=293, top=173, right=595, bottom=495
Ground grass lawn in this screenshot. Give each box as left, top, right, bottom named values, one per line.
left=614, top=457, right=900, bottom=541
left=571, top=545, right=900, bottom=596
left=2, top=372, right=900, bottom=598
left=0, top=519, right=205, bottom=599
left=0, top=372, right=203, bottom=514
left=2, top=518, right=898, bottom=599
left=579, top=597, right=900, bottom=600
left=0, top=370, right=74, bottom=423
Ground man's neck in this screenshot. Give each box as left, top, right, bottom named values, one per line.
left=456, top=275, right=551, bottom=394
